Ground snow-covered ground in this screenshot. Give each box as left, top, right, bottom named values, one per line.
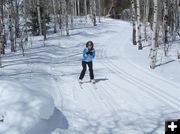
left=0, top=18, right=180, bottom=134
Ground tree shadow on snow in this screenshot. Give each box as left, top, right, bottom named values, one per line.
left=27, top=107, right=69, bottom=134
left=155, top=60, right=175, bottom=68
left=68, top=106, right=180, bottom=134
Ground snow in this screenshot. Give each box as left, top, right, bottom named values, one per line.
left=0, top=81, right=55, bottom=134
left=0, top=18, right=180, bottom=134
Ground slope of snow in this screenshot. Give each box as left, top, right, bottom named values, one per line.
left=0, top=18, right=180, bottom=134
left=0, top=81, right=55, bottom=134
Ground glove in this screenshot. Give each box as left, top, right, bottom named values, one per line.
left=86, top=51, right=91, bottom=55
left=89, top=52, right=93, bottom=55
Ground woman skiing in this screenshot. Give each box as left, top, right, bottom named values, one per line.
left=79, top=41, right=95, bottom=84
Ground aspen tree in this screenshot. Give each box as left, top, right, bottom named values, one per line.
left=65, top=0, right=69, bottom=36
left=143, top=0, right=149, bottom=42
left=8, top=0, right=16, bottom=52
left=131, top=0, right=136, bottom=45
left=163, top=0, right=168, bottom=56
left=52, top=0, right=57, bottom=33
left=70, top=0, right=74, bottom=29
left=98, top=0, right=101, bottom=22
left=37, top=0, right=42, bottom=35
left=150, top=0, right=158, bottom=69
left=136, top=0, right=142, bottom=50
left=0, top=0, right=5, bottom=54
left=84, top=0, right=87, bottom=16
left=77, top=0, right=80, bottom=16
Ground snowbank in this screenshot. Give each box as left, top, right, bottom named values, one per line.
left=0, top=81, right=55, bottom=134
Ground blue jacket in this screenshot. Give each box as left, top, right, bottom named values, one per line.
left=82, top=48, right=95, bottom=62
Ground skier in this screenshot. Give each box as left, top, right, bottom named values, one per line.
left=79, top=41, right=95, bottom=84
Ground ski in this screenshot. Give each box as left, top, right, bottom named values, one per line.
left=78, top=79, right=83, bottom=89
left=78, top=82, right=83, bottom=89
left=78, top=80, right=97, bottom=89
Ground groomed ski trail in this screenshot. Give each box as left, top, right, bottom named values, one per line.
left=53, top=19, right=180, bottom=134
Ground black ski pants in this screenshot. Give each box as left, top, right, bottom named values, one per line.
left=79, top=61, right=94, bottom=80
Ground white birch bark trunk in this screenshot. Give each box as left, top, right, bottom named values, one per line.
left=8, top=0, right=15, bottom=52
left=98, top=0, right=101, bottom=22
left=178, top=0, right=180, bottom=30
left=52, top=0, right=57, bottom=33
left=0, top=0, right=5, bottom=54
left=77, top=0, right=80, bottom=16
left=58, top=1, right=63, bottom=36
left=37, top=0, right=42, bottom=35
left=23, top=0, right=28, bottom=43
left=0, top=36, right=2, bottom=66
left=65, top=0, right=69, bottom=36
left=74, top=0, right=77, bottom=16
left=91, top=0, right=97, bottom=26
left=131, top=0, right=136, bottom=45
left=0, top=35, right=3, bottom=66
left=70, top=0, right=73, bottom=29
left=163, top=0, right=168, bottom=56
left=84, top=0, right=87, bottom=16
left=136, top=0, right=142, bottom=49
left=173, top=0, right=178, bottom=41
left=150, top=0, right=158, bottom=69
left=15, top=0, right=20, bottom=38
left=90, top=0, right=93, bottom=15
left=144, top=0, right=149, bottom=42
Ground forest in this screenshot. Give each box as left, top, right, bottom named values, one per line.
left=0, top=1, right=180, bottom=134
left=0, top=0, right=179, bottom=68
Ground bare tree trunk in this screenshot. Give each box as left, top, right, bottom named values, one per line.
left=37, top=0, right=42, bottom=35
left=42, top=2, right=47, bottom=40
left=91, top=0, right=97, bottom=26
left=74, top=0, right=77, bottom=16
left=172, top=0, right=178, bottom=41
left=178, top=0, right=180, bottom=30
left=131, top=0, right=136, bottom=45
left=23, top=0, right=28, bottom=42
left=98, top=0, right=101, bottom=22
left=15, top=0, right=20, bottom=38
left=0, top=0, right=5, bottom=54
left=0, top=36, right=2, bottom=66
left=42, top=14, right=46, bottom=40
left=143, top=0, right=149, bottom=42
left=77, top=0, right=80, bottom=16
left=58, top=1, right=63, bottom=36
left=150, top=0, right=158, bottom=69
left=163, top=0, right=168, bottom=56
left=0, top=35, right=4, bottom=67
left=52, top=0, right=57, bottom=33
left=107, top=0, right=114, bottom=16
left=90, top=0, right=93, bottom=15
left=70, top=0, right=74, bottom=29
left=65, top=0, right=69, bottom=36
left=136, top=0, right=142, bottom=50
left=8, top=0, right=16, bottom=52
left=84, top=0, right=87, bottom=16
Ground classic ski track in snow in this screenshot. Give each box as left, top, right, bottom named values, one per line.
left=15, top=19, right=179, bottom=134
left=96, top=48, right=133, bottom=112
left=120, top=45, right=180, bottom=89
left=102, top=48, right=180, bottom=111
left=57, top=20, right=180, bottom=133
left=98, top=29, right=180, bottom=112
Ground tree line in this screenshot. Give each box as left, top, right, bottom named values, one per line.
left=0, top=0, right=109, bottom=57
left=0, top=0, right=179, bottom=69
